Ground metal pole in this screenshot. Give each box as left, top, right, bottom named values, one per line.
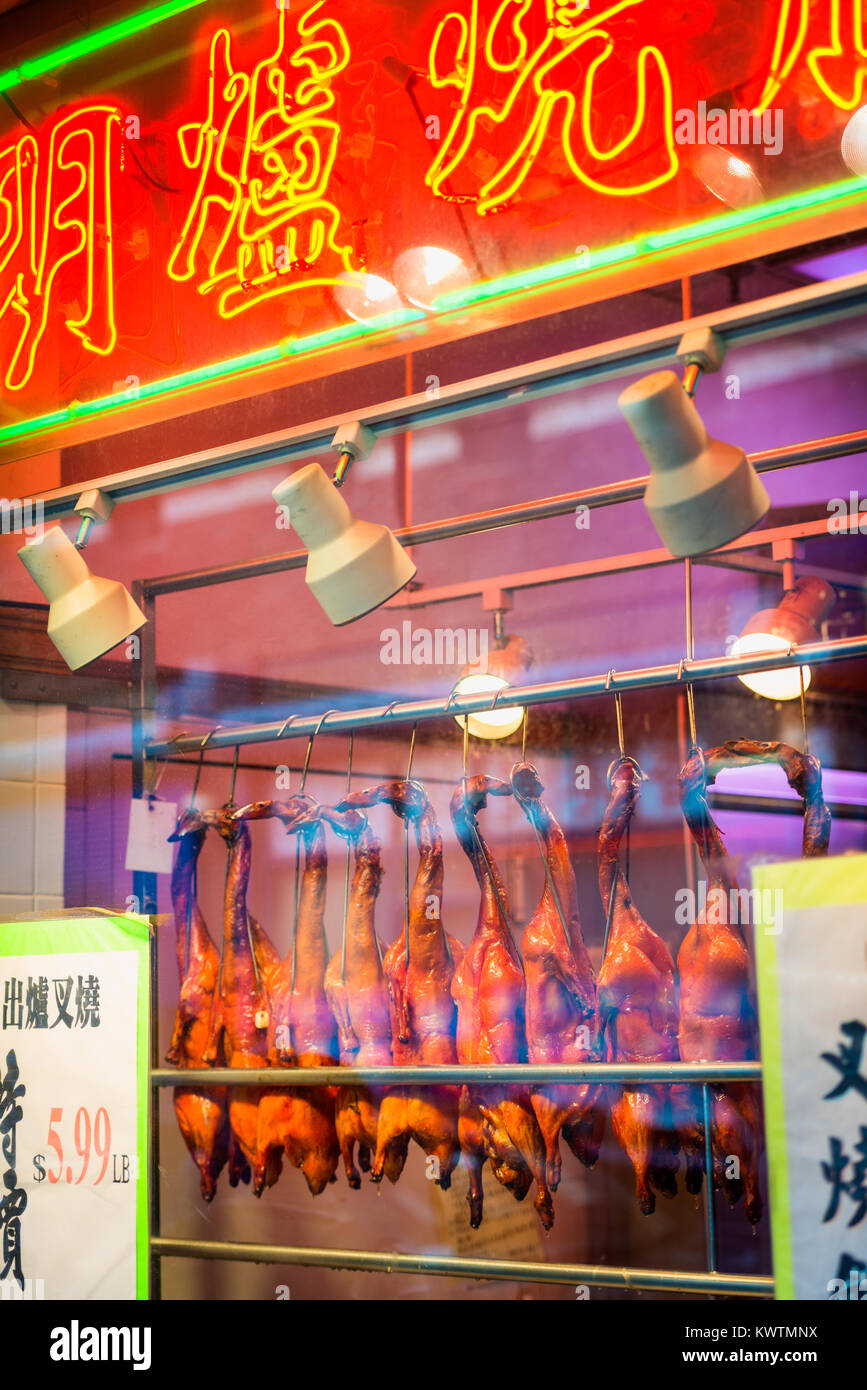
left=142, top=445, right=867, bottom=598
left=148, top=921, right=161, bottom=1301
left=150, top=1235, right=774, bottom=1296
left=131, top=581, right=158, bottom=915
left=145, top=634, right=867, bottom=756
left=150, top=1061, right=763, bottom=1086
left=702, top=1083, right=717, bottom=1279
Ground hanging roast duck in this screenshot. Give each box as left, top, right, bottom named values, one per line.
left=450, top=774, right=553, bottom=1230
left=676, top=739, right=830, bottom=1225
left=596, top=758, right=682, bottom=1214
left=510, top=762, right=605, bottom=1192
left=337, top=779, right=463, bottom=1189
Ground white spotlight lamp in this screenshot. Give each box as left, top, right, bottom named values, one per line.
left=730, top=576, right=836, bottom=700
left=618, top=369, right=770, bottom=556
left=452, top=630, right=533, bottom=741
left=17, top=525, right=146, bottom=671
left=272, top=462, right=416, bottom=625
left=841, top=106, right=867, bottom=176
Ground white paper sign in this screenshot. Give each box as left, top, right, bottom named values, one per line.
left=125, top=798, right=177, bottom=875
left=753, top=855, right=867, bottom=1302
left=0, top=950, right=141, bottom=1300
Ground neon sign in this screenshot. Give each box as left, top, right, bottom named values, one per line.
left=0, top=0, right=863, bottom=449
left=429, top=0, right=677, bottom=211
left=0, top=107, right=121, bottom=393
left=756, top=0, right=867, bottom=112
left=168, top=1, right=356, bottom=318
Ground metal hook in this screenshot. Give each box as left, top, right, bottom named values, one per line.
left=380, top=699, right=403, bottom=721
left=276, top=712, right=296, bottom=741
left=228, top=744, right=240, bottom=807
left=605, top=668, right=614, bottom=691
left=149, top=730, right=190, bottom=799
left=795, top=646, right=811, bottom=758
left=406, top=722, right=418, bottom=781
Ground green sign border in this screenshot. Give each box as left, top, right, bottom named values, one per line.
left=752, top=854, right=867, bottom=1303
left=0, top=913, right=150, bottom=1300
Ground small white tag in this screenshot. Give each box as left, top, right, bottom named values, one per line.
left=255, top=1010, right=269, bottom=1030
left=125, top=798, right=177, bottom=874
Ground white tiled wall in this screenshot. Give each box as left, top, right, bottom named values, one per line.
left=0, top=700, right=65, bottom=917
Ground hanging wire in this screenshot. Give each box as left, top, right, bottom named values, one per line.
left=226, top=744, right=241, bottom=807
left=798, top=663, right=811, bottom=757
left=684, top=559, right=698, bottom=751
left=521, top=707, right=529, bottom=761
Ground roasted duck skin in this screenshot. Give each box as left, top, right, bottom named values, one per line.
left=203, top=809, right=282, bottom=1193
left=676, top=740, right=826, bottom=1225
left=511, top=762, right=605, bottom=1190
left=338, top=780, right=463, bottom=1190
left=597, top=758, right=681, bottom=1215
left=451, top=775, right=553, bottom=1231
left=324, top=812, right=404, bottom=1188
left=237, top=796, right=340, bottom=1196
left=166, top=818, right=245, bottom=1200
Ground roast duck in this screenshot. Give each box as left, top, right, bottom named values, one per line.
left=194, top=806, right=283, bottom=1192
left=676, top=739, right=830, bottom=1225
left=450, top=774, right=554, bottom=1230
left=510, top=762, right=605, bottom=1191
left=323, top=809, right=405, bottom=1188
left=337, top=780, right=464, bottom=1189
left=166, top=812, right=248, bottom=1200
left=233, top=796, right=341, bottom=1196
left=596, top=758, right=682, bottom=1214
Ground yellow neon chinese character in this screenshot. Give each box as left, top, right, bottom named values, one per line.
left=755, top=0, right=867, bottom=112
left=427, top=0, right=677, bottom=213
left=0, top=106, right=120, bottom=394
left=168, top=1, right=355, bottom=319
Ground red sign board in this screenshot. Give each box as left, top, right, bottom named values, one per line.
left=0, top=0, right=863, bottom=454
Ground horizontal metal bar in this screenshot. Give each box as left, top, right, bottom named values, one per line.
left=144, top=431, right=867, bottom=597
left=145, top=634, right=867, bottom=755
left=383, top=511, right=867, bottom=610
left=152, top=1061, right=762, bottom=1086
left=710, top=791, right=867, bottom=821
left=31, top=271, right=867, bottom=526
left=150, top=1236, right=773, bottom=1295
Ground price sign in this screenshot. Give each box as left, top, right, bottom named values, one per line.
left=753, top=854, right=867, bottom=1302
left=0, top=914, right=149, bottom=1301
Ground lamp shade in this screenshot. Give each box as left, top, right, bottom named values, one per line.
left=730, top=575, right=836, bottom=699
left=841, top=106, right=867, bottom=176
left=272, top=463, right=416, bottom=625
left=18, top=526, right=147, bottom=670
left=618, top=370, right=770, bottom=556
left=453, top=634, right=532, bottom=740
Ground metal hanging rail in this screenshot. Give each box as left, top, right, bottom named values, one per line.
left=151, top=1061, right=762, bottom=1086
left=145, top=633, right=867, bottom=756
left=150, top=1237, right=774, bottom=1297
left=34, top=271, right=867, bottom=525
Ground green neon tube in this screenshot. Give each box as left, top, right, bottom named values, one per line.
left=0, top=0, right=209, bottom=94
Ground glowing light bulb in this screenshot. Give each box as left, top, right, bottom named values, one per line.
left=451, top=672, right=525, bottom=740
left=729, top=633, right=811, bottom=701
